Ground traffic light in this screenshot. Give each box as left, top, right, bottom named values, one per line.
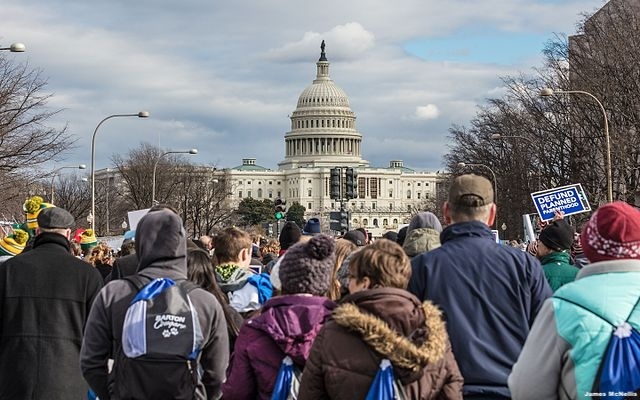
left=339, top=203, right=349, bottom=232
left=345, top=167, right=358, bottom=199
left=330, top=167, right=341, bottom=200
left=274, top=198, right=286, bottom=220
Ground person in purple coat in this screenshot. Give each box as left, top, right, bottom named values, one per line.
left=222, top=234, right=337, bottom=399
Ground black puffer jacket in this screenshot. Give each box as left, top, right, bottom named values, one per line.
left=0, top=232, right=104, bottom=399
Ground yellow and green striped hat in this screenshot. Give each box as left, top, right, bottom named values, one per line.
left=23, top=196, right=55, bottom=230
left=0, top=229, right=29, bottom=256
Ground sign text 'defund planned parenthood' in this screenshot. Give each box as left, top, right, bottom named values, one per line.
left=531, top=184, right=591, bottom=221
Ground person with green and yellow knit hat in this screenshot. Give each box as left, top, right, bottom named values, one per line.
left=0, top=229, right=29, bottom=259
left=23, top=196, right=55, bottom=232
left=79, top=229, right=98, bottom=257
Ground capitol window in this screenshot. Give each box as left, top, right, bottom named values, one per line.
left=258, top=189, right=263, bottom=198
left=248, top=190, right=252, bottom=198
left=238, top=191, right=243, bottom=198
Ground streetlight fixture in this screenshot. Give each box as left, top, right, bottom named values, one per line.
left=457, top=162, right=499, bottom=228
left=49, top=164, right=86, bottom=204
left=152, top=149, right=198, bottom=206
left=90, top=112, right=149, bottom=231
left=0, top=43, right=26, bottom=52
left=539, top=88, right=612, bottom=202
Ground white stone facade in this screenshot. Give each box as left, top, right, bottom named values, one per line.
left=221, top=45, right=439, bottom=237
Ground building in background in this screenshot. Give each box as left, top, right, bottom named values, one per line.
left=220, top=44, right=439, bottom=236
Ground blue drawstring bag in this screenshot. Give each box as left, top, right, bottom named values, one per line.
left=365, top=359, right=406, bottom=400
left=556, top=296, right=640, bottom=399
left=597, top=323, right=640, bottom=398
left=271, top=356, right=301, bottom=400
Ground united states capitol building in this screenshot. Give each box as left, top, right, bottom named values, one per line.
left=220, top=44, right=439, bottom=236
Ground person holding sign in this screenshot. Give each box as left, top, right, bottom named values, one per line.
left=536, top=219, right=579, bottom=292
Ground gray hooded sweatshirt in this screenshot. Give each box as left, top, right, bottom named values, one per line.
left=80, top=209, right=229, bottom=399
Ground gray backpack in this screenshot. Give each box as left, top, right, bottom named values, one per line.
left=113, top=275, right=204, bottom=400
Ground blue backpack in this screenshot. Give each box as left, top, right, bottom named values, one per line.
left=556, top=296, right=640, bottom=398
left=113, top=275, right=204, bottom=400
left=365, top=359, right=407, bottom=400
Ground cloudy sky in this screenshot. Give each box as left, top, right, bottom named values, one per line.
left=3, top=0, right=604, bottom=173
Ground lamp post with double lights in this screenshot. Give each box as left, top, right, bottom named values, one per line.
left=90, top=112, right=149, bottom=230
left=457, top=162, right=499, bottom=228
left=0, top=42, right=25, bottom=52
left=49, top=164, right=86, bottom=205
left=539, top=88, right=612, bottom=203
left=152, top=149, right=198, bottom=207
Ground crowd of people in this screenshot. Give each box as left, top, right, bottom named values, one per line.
left=0, top=174, right=639, bottom=399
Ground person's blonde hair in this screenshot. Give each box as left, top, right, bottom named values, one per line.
left=348, top=239, right=411, bottom=289
left=329, top=239, right=357, bottom=300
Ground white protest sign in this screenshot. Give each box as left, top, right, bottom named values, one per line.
left=127, top=208, right=150, bottom=231
left=531, top=184, right=591, bottom=222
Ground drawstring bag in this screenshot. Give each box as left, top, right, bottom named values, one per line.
left=271, top=356, right=301, bottom=400
left=365, top=359, right=407, bottom=400
left=556, top=296, right=640, bottom=399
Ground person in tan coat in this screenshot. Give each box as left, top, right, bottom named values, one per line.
left=298, top=239, right=463, bottom=400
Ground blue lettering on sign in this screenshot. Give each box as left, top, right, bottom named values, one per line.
left=531, top=184, right=590, bottom=221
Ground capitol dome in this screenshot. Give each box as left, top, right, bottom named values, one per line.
left=279, top=41, right=367, bottom=170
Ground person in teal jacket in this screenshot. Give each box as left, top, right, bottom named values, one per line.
left=537, top=219, right=579, bottom=291
left=509, top=201, right=640, bottom=399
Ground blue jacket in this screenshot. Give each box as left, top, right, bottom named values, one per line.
left=408, top=221, right=552, bottom=398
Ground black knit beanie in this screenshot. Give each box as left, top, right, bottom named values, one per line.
left=278, top=234, right=335, bottom=296
left=279, top=221, right=302, bottom=250
left=539, top=219, right=575, bottom=251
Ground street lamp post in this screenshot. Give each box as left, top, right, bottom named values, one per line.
left=457, top=162, right=499, bottom=228
left=50, top=164, right=86, bottom=204
left=90, top=112, right=149, bottom=231
left=0, top=42, right=26, bottom=52
left=152, top=149, right=198, bottom=207
left=540, top=88, right=612, bottom=202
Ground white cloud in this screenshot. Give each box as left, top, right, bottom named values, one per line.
left=413, top=104, right=441, bottom=120
left=1, top=0, right=604, bottom=172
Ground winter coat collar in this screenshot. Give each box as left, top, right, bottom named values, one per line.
left=33, top=232, right=71, bottom=252
left=540, top=251, right=571, bottom=266
left=440, top=221, right=493, bottom=244
left=577, top=259, right=640, bottom=279
left=333, top=288, right=447, bottom=373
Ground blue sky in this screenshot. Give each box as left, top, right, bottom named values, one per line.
left=2, top=0, right=604, bottom=174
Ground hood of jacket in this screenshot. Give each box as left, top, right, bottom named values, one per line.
left=135, top=209, right=188, bottom=279
left=402, top=228, right=441, bottom=257
left=248, top=294, right=336, bottom=365
left=333, top=288, right=447, bottom=382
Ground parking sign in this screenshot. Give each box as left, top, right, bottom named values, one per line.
left=531, top=184, right=591, bottom=221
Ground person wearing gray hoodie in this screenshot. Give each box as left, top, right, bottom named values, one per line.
left=80, top=208, right=229, bottom=400
left=402, top=212, right=443, bottom=258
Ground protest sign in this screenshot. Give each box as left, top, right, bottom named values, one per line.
left=531, top=184, right=591, bottom=221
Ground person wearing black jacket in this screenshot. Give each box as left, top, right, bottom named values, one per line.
left=0, top=207, right=104, bottom=400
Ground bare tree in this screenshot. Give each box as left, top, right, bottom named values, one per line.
left=0, top=56, right=73, bottom=215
